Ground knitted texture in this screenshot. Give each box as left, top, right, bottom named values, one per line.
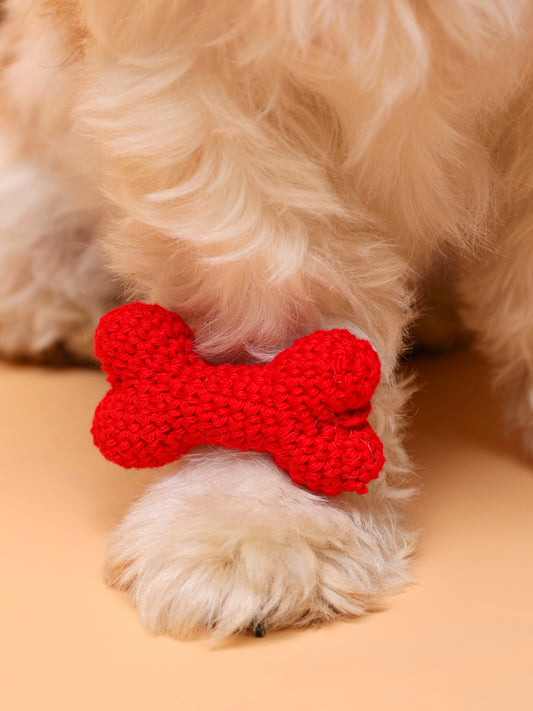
left=92, top=303, right=385, bottom=496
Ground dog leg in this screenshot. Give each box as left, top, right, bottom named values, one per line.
left=0, top=4, right=115, bottom=362
left=459, top=211, right=533, bottom=453
left=0, top=137, right=114, bottom=362
left=78, top=5, right=418, bottom=635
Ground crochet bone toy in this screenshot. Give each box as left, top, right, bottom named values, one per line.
left=92, top=302, right=385, bottom=496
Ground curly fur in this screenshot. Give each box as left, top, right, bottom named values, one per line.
left=1, top=0, right=533, bottom=638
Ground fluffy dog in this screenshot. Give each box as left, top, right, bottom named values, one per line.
left=1, top=0, right=533, bottom=638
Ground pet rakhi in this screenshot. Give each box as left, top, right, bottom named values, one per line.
left=91, top=302, right=385, bottom=495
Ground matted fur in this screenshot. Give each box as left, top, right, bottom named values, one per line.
left=1, top=0, right=533, bottom=637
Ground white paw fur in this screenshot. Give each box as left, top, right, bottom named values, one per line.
left=106, top=450, right=415, bottom=639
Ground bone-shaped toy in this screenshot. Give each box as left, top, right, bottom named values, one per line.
left=91, top=302, right=385, bottom=496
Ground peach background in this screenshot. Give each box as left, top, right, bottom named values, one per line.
left=1, top=350, right=532, bottom=710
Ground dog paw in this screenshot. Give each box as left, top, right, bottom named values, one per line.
left=0, top=319, right=98, bottom=365
left=0, top=263, right=116, bottom=364
left=105, top=451, right=414, bottom=639
left=0, top=144, right=116, bottom=364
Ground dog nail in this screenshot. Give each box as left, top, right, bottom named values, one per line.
left=252, top=621, right=266, bottom=637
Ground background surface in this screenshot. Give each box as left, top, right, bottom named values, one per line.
left=1, top=349, right=532, bottom=711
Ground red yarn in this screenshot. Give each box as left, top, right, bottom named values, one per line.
left=91, top=303, right=385, bottom=496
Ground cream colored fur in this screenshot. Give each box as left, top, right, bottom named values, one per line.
left=1, top=0, right=533, bottom=637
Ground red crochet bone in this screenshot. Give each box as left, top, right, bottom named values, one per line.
left=92, top=302, right=385, bottom=496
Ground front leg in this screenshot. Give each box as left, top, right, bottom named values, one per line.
left=0, top=139, right=114, bottom=362
left=0, top=4, right=117, bottom=362
left=81, top=8, right=417, bottom=635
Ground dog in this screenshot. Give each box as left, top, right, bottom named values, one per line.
left=1, top=0, right=532, bottom=638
